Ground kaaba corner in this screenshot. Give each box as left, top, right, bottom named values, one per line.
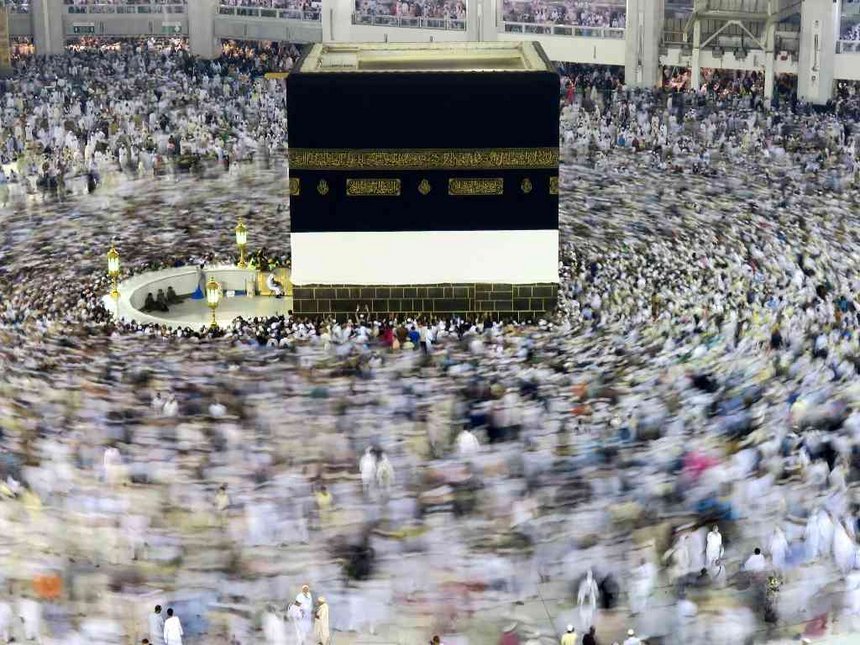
left=286, top=42, right=560, bottom=320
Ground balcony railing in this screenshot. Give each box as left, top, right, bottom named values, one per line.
left=218, top=6, right=321, bottom=21
left=836, top=40, right=860, bottom=54
left=351, top=12, right=466, bottom=30
left=66, top=3, right=187, bottom=15
left=502, top=21, right=625, bottom=38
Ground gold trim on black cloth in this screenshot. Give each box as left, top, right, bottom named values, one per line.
left=521, top=178, right=533, bottom=194
left=290, top=148, right=559, bottom=171
left=549, top=176, right=559, bottom=195
left=317, top=179, right=329, bottom=195
left=289, top=177, right=300, bottom=196
left=448, top=178, right=504, bottom=196
left=346, top=178, right=401, bottom=197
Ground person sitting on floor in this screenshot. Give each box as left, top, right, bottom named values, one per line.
left=143, top=292, right=157, bottom=313
left=166, top=286, right=181, bottom=305
left=266, top=272, right=284, bottom=298
left=155, top=289, right=170, bottom=312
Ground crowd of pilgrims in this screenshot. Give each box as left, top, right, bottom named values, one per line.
left=0, top=39, right=295, bottom=199
left=63, top=0, right=187, bottom=7
left=0, top=39, right=858, bottom=643
left=502, top=0, right=625, bottom=29
left=218, top=0, right=320, bottom=12
left=353, top=0, right=466, bottom=21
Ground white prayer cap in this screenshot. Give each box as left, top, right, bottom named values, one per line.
left=566, top=624, right=574, bottom=632
left=628, top=629, right=635, bottom=636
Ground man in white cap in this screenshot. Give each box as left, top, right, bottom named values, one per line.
left=295, top=585, right=313, bottom=637
left=622, top=628, right=641, bottom=645
left=313, top=596, right=330, bottom=645
left=560, top=624, right=577, bottom=644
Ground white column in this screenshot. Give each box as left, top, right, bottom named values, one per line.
left=31, top=0, right=64, bottom=57
left=474, top=0, right=497, bottom=42
left=323, top=0, right=352, bottom=43
left=624, top=0, right=664, bottom=88
left=797, top=0, right=839, bottom=104
left=763, top=21, right=775, bottom=100
left=188, top=0, right=219, bottom=60
left=690, top=17, right=701, bottom=91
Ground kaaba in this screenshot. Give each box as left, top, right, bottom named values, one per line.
left=287, top=42, right=559, bottom=320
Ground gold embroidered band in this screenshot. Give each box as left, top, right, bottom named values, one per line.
left=290, top=148, right=559, bottom=171
left=549, top=176, right=559, bottom=195
left=448, top=178, right=503, bottom=196
left=346, top=178, right=401, bottom=197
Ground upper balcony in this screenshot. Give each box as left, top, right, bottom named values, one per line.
left=64, top=0, right=187, bottom=15
left=215, top=2, right=321, bottom=42
left=218, top=4, right=320, bottom=22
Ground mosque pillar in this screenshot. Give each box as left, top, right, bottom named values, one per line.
left=474, top=0, right=498, bottom=43
left=690, top=18, right=701, bottom=91
left=188, top=0, right=219, bottom=60
left=323, top=0, right=357, bottom=43
left=763, top=20, right=775, bottom=101
left=31, top=0, right=64, bottom=57
left=624, top=0, right=664, bottom=88
left=797, top=0, right=839, bottom=104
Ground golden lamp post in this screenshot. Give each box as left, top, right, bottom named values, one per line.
left=235, top=219, right=248, bottom=268
left=106, top=246, right=120, bottom=299
left=206, top=277, right=222, bottom=329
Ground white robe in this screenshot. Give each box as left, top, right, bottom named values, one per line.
left=665, top=535, right=692, bottom=581
left=294, top=593, right=313, bottom=635
left=577, top=574, right=598, bottom=627
left=288, top=604, right=306, bottom=645
left=263, top=611, right=288, bottom=645
left=629, top=561, right=657, bottom=614
left=163, top=615, right=183, bottom=645
left=706, top=530, right=723, bottom=568
left=456, top=430, right=480, bottom=457
left=688, top=528, right=707, bottom=573
left=769, top=528, right=789, bottom=572
left=148, top=612, right=165, bottom=645
left=376, top=456, right=394, bottom=493
left=359, top=451, right=376, bottom=492
left=844, top=571, right=860, bottom=630
left=833, top=521, right=856, bottom=574
left=818, top=510, right=835, bottom=553
left=743, top=552, right=766, bottom=572
left=18, top=599, right=41, bottom=641
left=805, top=514, right=822, bottom=561
left=0, top=602, right=12, bottom=642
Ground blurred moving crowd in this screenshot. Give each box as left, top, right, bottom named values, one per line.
left=0, top=39, right=295, bottom=199
left=0, top=40, right=858, bottom=645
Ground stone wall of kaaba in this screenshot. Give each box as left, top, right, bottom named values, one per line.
left=286, top=43, right=560, bottom=317
left=292, top=283, right=559, bottom=321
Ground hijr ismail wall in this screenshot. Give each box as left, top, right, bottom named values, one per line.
left=286, top=42, right=559, bottom=319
